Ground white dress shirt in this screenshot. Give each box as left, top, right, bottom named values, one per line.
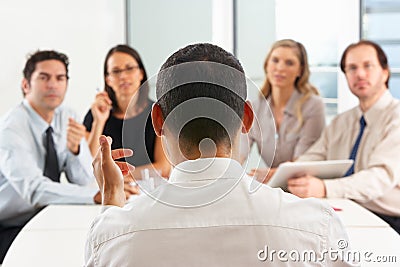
left=85, top=158, right=356, bottom=266
left=0, top=100, right=97, bottom=226
left=297, top=90, right=400, bottom=216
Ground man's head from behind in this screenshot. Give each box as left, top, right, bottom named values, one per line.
left=152, top=43, right=253, bottom=164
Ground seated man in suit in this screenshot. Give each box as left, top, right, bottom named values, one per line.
left=0, top=50, right=138, bottom=263
left=288, top=40, right=400, bottom=234
left=86, top=43, right=356, bottom=266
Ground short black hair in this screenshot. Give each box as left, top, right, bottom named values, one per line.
left=156, top=43, right=246, bottom=151
left=22, top=50, right=69, bottom=96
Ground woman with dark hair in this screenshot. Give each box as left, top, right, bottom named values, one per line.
left=241, top=39, right=325, bottom=183
left=83, top=44, right=170, bottom=178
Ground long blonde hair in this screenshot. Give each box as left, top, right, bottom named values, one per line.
left=261, top=39, right=319, bottom=129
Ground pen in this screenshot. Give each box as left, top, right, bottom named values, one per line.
left=332, top=206, right=342, bottom=212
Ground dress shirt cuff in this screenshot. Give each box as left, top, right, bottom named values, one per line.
left=324, top=179, right=346, bottom=198
left=67, top=149, right=89, bottom=166
left=67, top=139, right=95, bottom=180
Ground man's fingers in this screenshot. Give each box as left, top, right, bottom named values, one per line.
left=124, top=184, right=140, bottom=195
left=67, top=130, right=84, bottom=141
left=124, top=188, right=140, bottom=200
left=124, top=176, right=134, bottom=184
left=115, top=161, right=129, bottom=172
left=115, top=161, right=135, bottom=176
left=68, top=123, right=86, bottom=133
left=287, top=177, right=307, bottom=186
left=68, top=117, right=83, bottom=127
left=287, top=185, right=305, bottom=198
left=99, top=135, right=113, bottom=162
left=67, top=119, right=86, bottom=139
left=111, top=148, right=134, bottom=160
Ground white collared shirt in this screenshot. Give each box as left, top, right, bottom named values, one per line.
left=85, top=158, right=356, bottom=266
left=0, top=100, right=97, bottom=226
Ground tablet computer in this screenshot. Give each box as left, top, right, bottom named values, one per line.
left=267, top=160, right=354, bottom=188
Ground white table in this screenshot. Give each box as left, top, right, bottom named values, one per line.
left=3, top=199, right=400, bottom=266
left=324, top=199, right=400, bottom=266
left=325, top=198, right=389, bottom=227
left=2, top=205, right=102, bottom=267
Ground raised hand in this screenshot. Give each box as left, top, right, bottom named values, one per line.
left=91, top=91, right=112, bottom=124
left=67, top=117, right=87, bottom=154
left=92, top=135, right=139, bottom=206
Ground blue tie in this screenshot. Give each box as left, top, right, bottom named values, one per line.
left=344, top=116, right=366, bottom=176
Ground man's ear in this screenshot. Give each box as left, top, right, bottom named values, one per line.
left=151, top=103, right=165, bottom=137
left=383, top=68, right=390, bottom=88
left=21, top=78, right=30, bottom=96
left=241, top=100, right=254, bottom=133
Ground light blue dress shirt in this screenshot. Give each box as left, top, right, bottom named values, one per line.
left=0, top=100, right=98, bottom=226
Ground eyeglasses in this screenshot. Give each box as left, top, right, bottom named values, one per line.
left=108, top=65, right=140, bottom=77
left=345, top=63, right=376, bottom=75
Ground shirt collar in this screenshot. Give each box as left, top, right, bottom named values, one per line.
left=169, top=158, right=247, bottom=183
left=361, top=90, right=394, bottom=125
left=22, top=99, right=61, bottom=134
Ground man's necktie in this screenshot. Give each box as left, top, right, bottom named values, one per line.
left=43, top=127, right=61, bottom=182
left=344, top=116, right=366, bottom=176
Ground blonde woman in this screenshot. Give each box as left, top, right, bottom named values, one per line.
left=241, top=39, right=325, bottom=182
